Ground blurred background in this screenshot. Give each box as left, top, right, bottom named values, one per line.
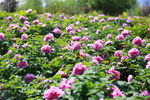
left=0, top=0, right=150, bottom=16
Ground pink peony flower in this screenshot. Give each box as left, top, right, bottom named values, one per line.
left=128, top=48, right=140, bottom=58
left=69, top=31, right=75, bottom=35
left=127, top=75, right=133, bottom=82
left=24, top=21, right=30, bottom=25
left=103, top=25, right=110, bottom=30
left=53, top=28, right=61, bottom=34
left=21, top=34, right=28, bottom=40
left=99, top=19, right=106, bottom=22
left=72, top=62, right=87, bottom=75
left=79, top=50, right=89, bottom=58
left=114, top=50, right=123, bottom=57
left=107, top=66, right=120, bottom=80
left=147, top=61, right=150, bottom=65
left=116, top=35, right=124, bottom=40
left=66, top=26, right=73, bottom=32
left=106, top=34, right=112, bottom=39
left=7, top=16, right=12, bottom=20
left=26, top=9, right=32, bottom=13
left=19, top=16, right=26, bottom=20
left=56, top=71, right=68, bottom=77
left=81, top=36, right=89, bottom=41
left=147, top=28, right=150, bottom=33
left=96, top=30, right=101, bottom=34
left=88, top=16, right=93, bottom=19
left=94, top=17, right=99, bottom=21
left=108, top=17, right=114, bottom=21
left=110, top=85, right=125, bottom=98
left=41, top=45, right=54, bottom=53
left=0, top=33, right=5, bottom=40
left=99, top=14, right=105, bottom=16
left=145, top=54, right=150, bottom=61
left=117, top=62, right=122, bottom=66
left=22, top=43, right=30, bottom=48
left=140, top=90, right=150, bottom=96
left=132, top=36, right=143, bottom=46
left=47, top=13, right=52, bottom=18
left=60, top=78, right=74, bottom=90
left=33, top=19, right=40, bottom=25
left=99, top=98, right=104, bottom=100
left=71, top=41, right=81, bottom=51
left=126, top=19, right=132, bottom=23
left=13, top=38, right=17, bottom=41
left=24, top=74, right=35, bottom=83
left=96, top=40, right=104, bottom=43
left=7, top=50, right=12, bottom=54
left=21, top=27, right=27, bottom=32
left=90, top=20, right=96, bottom=23
left=121, top=56, right=129, bottom=61
left=93, top=41, right=103, bottom=51
left=44, top=33, right=54, bottom=42
left=13, top=43, right=20, bottom=49
left=44, top=86, right=64, bottom=100
left=92, top=56, right=103, bottom=64
left=146, top=61, right=150, bottom=68
left=118, top=28, right=123, bottom=31
left=104, top=40, right=112, bottom=45
left=72, top=36, right=80, bottom=41
left=121, top=30, right=130, bottom=37
left=17, top=60, right=28, bottom=68
left=122, top=23, right=128, bottom=27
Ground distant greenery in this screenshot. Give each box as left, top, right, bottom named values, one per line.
left=18, top=0, right=88, bottom=15
left=44, top=0, right=88, bottom=15
left=18, top=0, right=43, bottom=13
left=2, top=0, right=148, bottom=16
left=88, top=0, right=136, bottom=15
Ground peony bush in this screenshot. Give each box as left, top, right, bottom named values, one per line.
left=0, top=10, right=150, bottom=100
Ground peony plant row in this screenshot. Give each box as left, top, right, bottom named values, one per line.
left=0, top=10, right=150, bottom=100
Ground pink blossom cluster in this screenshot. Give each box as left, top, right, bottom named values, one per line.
left=53, top=28, right=61, bottom=34
left=59, top=78, right=74, bottom=90
left=116, top=30, right=130, bottom=40
left=114, top=50, right=123, bottom=57
left=93, top=40, right=103, bottom=51
left=0, top=33, right=5, bottom=40
left=92, top=56, right=103, bottom=64
left=44, top=33, right=54, bottom=42
left=56, top=71, right=68, bottom=77
left=132, top=36, right=143, bottom=46
left=110, top=85, right=125, bottom=98
left=41, top=45, right=54, bottom=53
left=140, top=90, right=150, bottom=96
left=145, top=54, right=150, bottom=68
left=79, top=50, right=90, bottom=58
left=128, top=48, right=140, bottom=58
left=24, top=74, right=35, bottom=83
left=17, top=60, right=28, bottom=68
left=44, top=86, right=64, bottom=100
left=72, top=62, right=87, bottom=75
left=107, top=66, right=120, bottom=80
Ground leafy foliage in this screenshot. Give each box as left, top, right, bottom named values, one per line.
left=0, top=10, right=150, bottom=100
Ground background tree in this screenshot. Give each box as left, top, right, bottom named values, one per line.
left=88, top=0, right=136, bottom=16
left=2, top=0, right=17, bottom=12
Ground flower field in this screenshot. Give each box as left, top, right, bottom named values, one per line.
left=0, top=10, right=150, bottom=100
